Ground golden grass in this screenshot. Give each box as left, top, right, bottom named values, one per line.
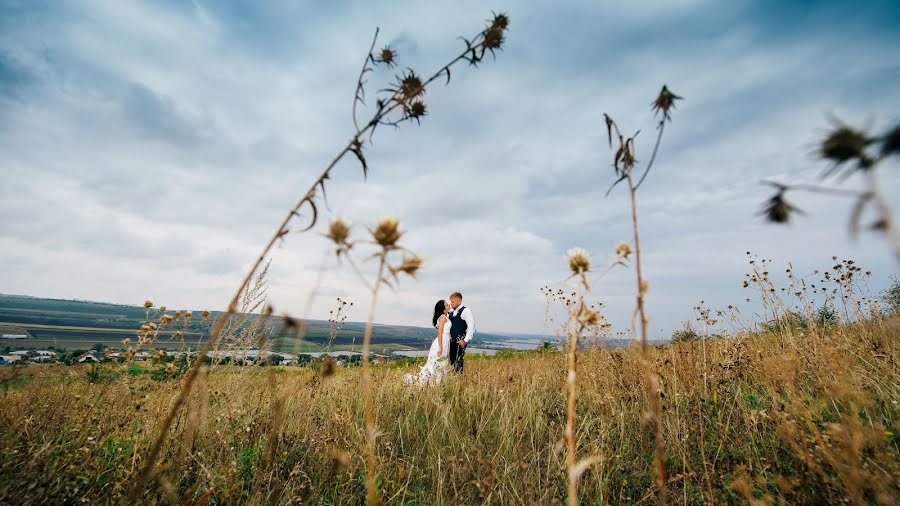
left=1, top=317, right=897, bottom=504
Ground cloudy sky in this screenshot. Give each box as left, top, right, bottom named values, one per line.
left=2, top=0, right=898, bottom=337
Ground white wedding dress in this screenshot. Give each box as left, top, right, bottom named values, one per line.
left=405, top=314, right=451, bottom=385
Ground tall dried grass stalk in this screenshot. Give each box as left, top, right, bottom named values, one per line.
left=128, top=13, right=510, bottom=503
left=603, top=85, right=681, bottom=505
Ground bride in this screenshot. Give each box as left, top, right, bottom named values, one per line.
left=404, top=299, right=451, bottom=385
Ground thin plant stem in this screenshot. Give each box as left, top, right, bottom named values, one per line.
left=627, top=175, right=668, bottom=506
left=361, top=251, right=388, bottom=505
left=128, top=21, right=504, bottom=502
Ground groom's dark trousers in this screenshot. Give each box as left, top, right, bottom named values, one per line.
left=449, top=336, right=465, bottom=373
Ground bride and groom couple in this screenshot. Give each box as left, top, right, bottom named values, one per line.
left=406, top=292, right=475, bottom=385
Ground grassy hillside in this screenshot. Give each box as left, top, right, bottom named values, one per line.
left=0, top=294, right=513, bottom=353
left=1, top=316, right=896, bottom=504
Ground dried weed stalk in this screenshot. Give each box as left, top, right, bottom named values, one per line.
left=556, top=246, right=627, bottom=505
left=603, top=85, right=681, bottom=505
left=129, top=12, right=510, bottom=503
left=327, top=215, right=423, bottom=503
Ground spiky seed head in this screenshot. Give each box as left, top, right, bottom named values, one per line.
left=483, top=26, right=505, bottom=50
left=399, top=71, right=424, bottom=101
left=394, top=255, right=424, bottom=277
left=327, top=218, right=351, bottom=245
left=820, top=126, right=873, bottom=166
left=372, top=216, right=402, bottom=247
left=202, top=309, right=210, bottom=319
left=651, top=85, right=682, bottom=121
left=184, top=310, right=192, bottom=319
left=615, top=241, right=632, bottom=258
left=490, top=12, right=510, bottom=31
left=159, top=306, right=167, bottom=312
left=377, top=46, right=396, bottom=66
left=567, top=247, right=591, bottom=274
left=579, top=307, right=601, bottom=327
left=762, top=191, right=802, bottom=224
left=160, top=314, right=174, bottom=325
left=407, top=100, right=427, bottom=121
left=143, top=300, right=154, bottom=308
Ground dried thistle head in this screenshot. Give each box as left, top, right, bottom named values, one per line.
left=160, top=314, right=174, bottom=325
left=490, top=11, right=510, bottom=31
left=375, top=46, right=396, bottom=67
left=567, top=247, right=591, bottom=275
left=761, top=187, right=803, bottom=224
left=820, top=125, right=874, bottom=169
left=578, top=307, right=601, bottom=327
left=184, top=310, right=192, bottom=319
left=372, top=216, right=402, bottom=248
left=201, top=309, right=210, bottom=320
left=398, top=70, right=424, bottom=102
left=406, top=100, right=427, bottom=123
left=392, top=255, right=424, bottom=278
left=143, top=300, right=154, bottom=309
left=651, top=85, right=682, bottom=122
left=326, top=218, right=351, bottom=246
left=615, top=241, right=632, bottom=258
left=482, top=12, right=509, bottom=54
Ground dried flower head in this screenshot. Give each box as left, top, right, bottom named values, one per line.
left=160, top=314, right=174, bottom=325
left=393, top=255, right=424, bottom=278
left=201, top=309, right=210, bottom=319
left=372, top=216, right=402, bottom=248
left=143, top=300, right=154, bottom=309
left=327, top=218, right=351, bottom=246
left=567, top=247, right=591, bottom=274
left=578, top=307, right=601, bottom=327
left=761, top=188, right=803, bottom=224
left=651, top=85, right=682, bottom=122
left=398, top=70, right=424, bottom=101
left=483, top=26, right=505, bottom=51
left=490, top=11, right=510, bottom=31
left=820, top=125, right=873, bottom=168
left=375, top=46, right=396, bottom=67
left=159, top=306, right=167, bottom=312
left=406, top=100, right=427, bottom=123
left=615, top=241, right=632, bottom=258
left=184, top=310, right=192, bottom=319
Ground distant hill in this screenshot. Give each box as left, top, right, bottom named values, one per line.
left=0, top=294, right=518, bottom=352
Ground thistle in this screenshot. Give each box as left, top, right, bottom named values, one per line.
left=372, top=216, right=402, bottom=248
left=651, top=85, right=683, bottom=122
left=567, top=247, right=591, bottom=275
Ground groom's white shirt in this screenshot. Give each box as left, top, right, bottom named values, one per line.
left=452, top=306, right=475, bottom=343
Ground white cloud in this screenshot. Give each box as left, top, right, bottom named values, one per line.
left=1, top=1, right=897, bottom=336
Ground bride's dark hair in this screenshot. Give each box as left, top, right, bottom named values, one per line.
left=432, top=299, right=446, bottom=327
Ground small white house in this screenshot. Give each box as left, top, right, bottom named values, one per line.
left=0, top=355, right=21, bottom=363
left=75, top=352, right=100, bottom=363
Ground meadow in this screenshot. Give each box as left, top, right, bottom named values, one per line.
left=1, top=306, right=897, bottom=504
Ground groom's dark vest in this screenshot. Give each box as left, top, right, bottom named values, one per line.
left=449, top=307, right=468, bottom=340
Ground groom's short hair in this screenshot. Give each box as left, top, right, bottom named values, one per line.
left=450, top=292, right=463, bottom=300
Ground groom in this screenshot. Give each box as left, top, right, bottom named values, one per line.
left=447, top=292, right=475, bottom=373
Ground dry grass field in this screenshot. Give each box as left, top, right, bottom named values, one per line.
left=1, top=314, right=897, bottom=504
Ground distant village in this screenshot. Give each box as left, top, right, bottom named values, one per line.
left=1, top=331, right=499, bottom=367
